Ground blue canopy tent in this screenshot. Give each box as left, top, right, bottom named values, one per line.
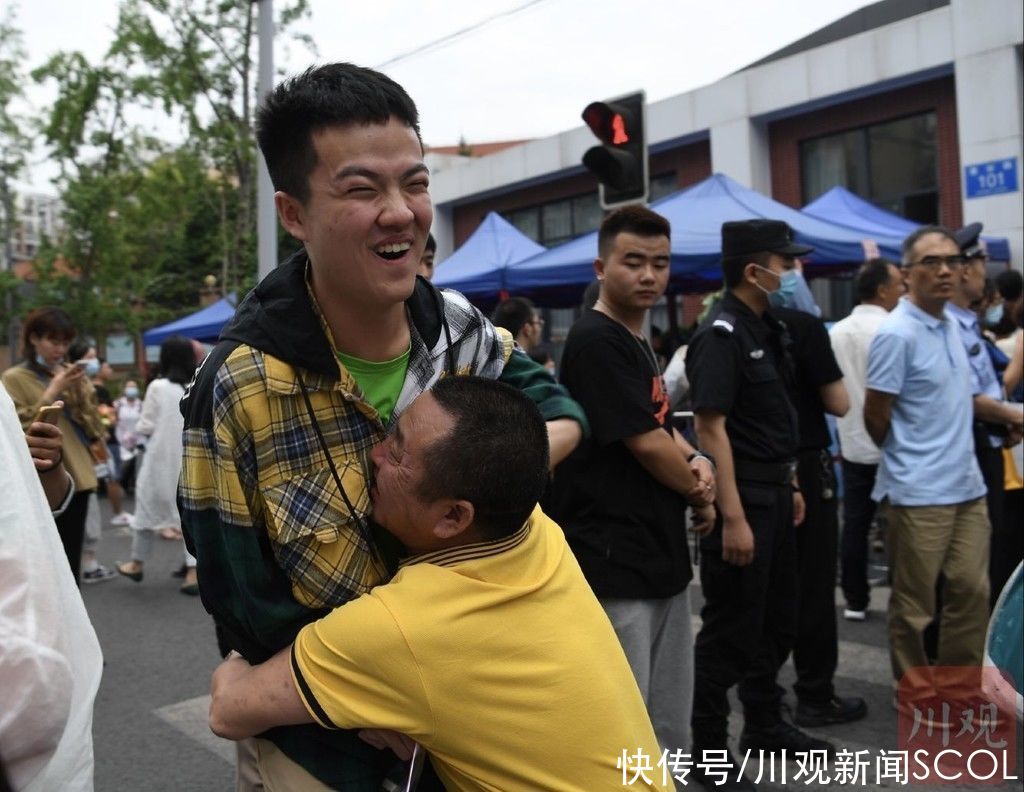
left=804, top=186, right=1012, bottom=262
left=433, top=212, right=545, bottom=303
left=506, top=173, right=904, bottom=304
left=142, top=294, right=237, bottom=346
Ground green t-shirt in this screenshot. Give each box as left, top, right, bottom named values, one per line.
left=336, top=347, right=410, bottom=424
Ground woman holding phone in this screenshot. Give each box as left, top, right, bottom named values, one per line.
left=2, top=306, right=106, bottom=583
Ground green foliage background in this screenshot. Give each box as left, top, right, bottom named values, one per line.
left=0, top=0, right=311, bottom=346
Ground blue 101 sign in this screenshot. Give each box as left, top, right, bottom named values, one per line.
left=964, top=158, right=1018, bottom=199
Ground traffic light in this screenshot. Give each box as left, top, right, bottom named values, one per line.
left=581, top=91, right=648, bottom=209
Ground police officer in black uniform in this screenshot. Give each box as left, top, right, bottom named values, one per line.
left=685, top=220, right=832, bottom=792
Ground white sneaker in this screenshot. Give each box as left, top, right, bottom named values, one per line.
left=82, top=564, right=117, bottom=584
left=843, top=608, right=867, bottom=621
left=110, top=512, right=133, bottom=527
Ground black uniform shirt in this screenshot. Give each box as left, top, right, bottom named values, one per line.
left=685, top=291, right=799, bottom=463
left=769, top=307, right=843, bottom=452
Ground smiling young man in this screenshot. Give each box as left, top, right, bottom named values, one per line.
left=179, top=63, right=585, bottom=790
left=864, top=225, right=1022, bottom=689
left=549, top=206, right=716, bottom=762
left=208, top=377, right=670, bottom=792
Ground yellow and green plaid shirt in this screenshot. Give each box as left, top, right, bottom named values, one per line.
left=182, top=282, right=514, bottom=610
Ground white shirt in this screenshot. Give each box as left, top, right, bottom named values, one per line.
left=0, top=386, right=103, bottom=791
left=662, top=345, right=689, bottom=406
left=829, top=304, right=890, bottom=465
left=132, top=378, right=186, bottom=531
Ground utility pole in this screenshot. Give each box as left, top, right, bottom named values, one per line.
left=255, top=0, right=276, bottom=283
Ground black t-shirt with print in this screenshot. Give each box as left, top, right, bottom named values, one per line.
left=548, top=309, right=692, bottom=599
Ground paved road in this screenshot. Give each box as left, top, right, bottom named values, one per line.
left=83, top=494, right=1021, bottom=791
left=84, top=494, right=233, bottom=791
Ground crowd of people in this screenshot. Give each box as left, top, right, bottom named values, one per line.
left=1, top=60, right=1022, bottom=792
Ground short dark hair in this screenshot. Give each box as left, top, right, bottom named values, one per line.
left=424, top=232, right=437, bottom=253
left=996, top=269, right=1023, bottom=302
left=982, top=277, right=999, bottom=303
left=67, top=339, right=93, bottom=363
left=418, top=376, right=549, bottom=540
left=491, top=297, right=536, bottom=339
left=721, top=251, right=771, bottom=290
left=597, top=205, right=670, bottom=259
left=901, top=225, right=956, bottom=264
left=855, top=258, right=898, bottom=303
left=20, top=306, right=75, bottom=360
left=255, top=63, right=421, bottom=204
left=159, top=336, right=198, bottom=385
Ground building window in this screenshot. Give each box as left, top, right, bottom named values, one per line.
left=504, top=174, right=686, bottom=248
left=105, top=333, right=136, bottom=366
left=571, top=194, right=602, bottom=240
left=506, top=207, right=540, bottom=242
left=800, top=112, right=938, bottom=223
left=504, top=192, right=601, bottom=247
left=649, top=173, right=680, bottom=203
left=542, top=200, right=573, bottom=246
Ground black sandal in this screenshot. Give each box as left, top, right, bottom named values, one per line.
left=116, top=562, right=143, bottom=582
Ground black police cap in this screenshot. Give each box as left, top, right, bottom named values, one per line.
left=721, top=219, right=814, bottom=259
left=954, top=221, right=985, bottom=257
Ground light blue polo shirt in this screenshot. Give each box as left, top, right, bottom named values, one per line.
left=867, top=297, right=985, bottom=506
left=946, top=301, right=1003, bottom=448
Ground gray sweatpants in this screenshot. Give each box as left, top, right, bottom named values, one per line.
left=600, top=587, right=694, bottom=756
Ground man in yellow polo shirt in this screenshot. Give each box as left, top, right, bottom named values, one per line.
left=209, top=377, right=671, bottom=792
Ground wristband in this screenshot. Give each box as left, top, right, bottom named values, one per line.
left=687, top=451, right=717, bottom=473
left=791, top=483, right=801, bottom=493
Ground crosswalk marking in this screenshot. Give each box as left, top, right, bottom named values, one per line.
left=154, top=695, right=234, bottom=764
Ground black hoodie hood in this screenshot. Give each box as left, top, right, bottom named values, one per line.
left=182, top=248, right=452, bottom=430
left=219, top=248, right=449, bottom=380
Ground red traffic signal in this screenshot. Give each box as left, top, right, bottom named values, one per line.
left=582, top=102, right=635, bottom=145
left=581, top=91, right=647, bottom=208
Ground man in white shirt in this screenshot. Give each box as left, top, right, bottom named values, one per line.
left=828, top=258, right=904, bottom=621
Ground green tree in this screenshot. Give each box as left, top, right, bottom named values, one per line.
left=106, top=0, right=311, bottom=292
left=30, top=0, right=311, bottom=340
left=30, top=42, right=165, bottom=337
left=0, top=5, right=32, bottom=342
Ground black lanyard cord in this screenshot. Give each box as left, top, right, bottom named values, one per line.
left=293, top=367, right=376, bottom=555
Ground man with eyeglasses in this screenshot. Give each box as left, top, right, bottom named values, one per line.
left=491, top=296, right=544, bottom=353
left=864, top=225, right=1024, bottom=690
left=950, top=223, right=1024, bottom=606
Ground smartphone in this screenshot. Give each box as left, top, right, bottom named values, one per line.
left=72, top=359, right=90, bottom=369
left=32, top=404, right=63, bottom=425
